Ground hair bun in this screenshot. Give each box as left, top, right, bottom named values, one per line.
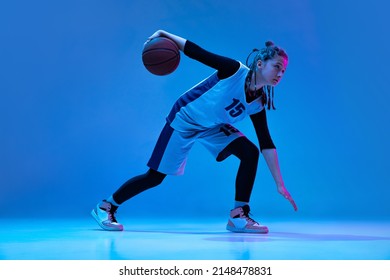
left=265, top=41, right=275, bottom=47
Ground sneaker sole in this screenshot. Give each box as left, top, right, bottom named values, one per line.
left=91, top=209, right=124, bottom=231
left=226, top=224, right=269, bottom=234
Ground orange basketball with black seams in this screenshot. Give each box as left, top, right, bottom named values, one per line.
left=142, top=37, right=180, bottom=76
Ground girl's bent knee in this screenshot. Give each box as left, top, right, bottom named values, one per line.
left=146, top=169, right=166, bottom=186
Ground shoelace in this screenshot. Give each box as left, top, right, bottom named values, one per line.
left=100, top=205, right=118, bottom=223
left=101, top=200, right=119, bottom=223
left=242, top=209, right=258, bottom=224
left=107, top=210, right=118, bottom=223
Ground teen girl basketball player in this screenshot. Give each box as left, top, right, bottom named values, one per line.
left=92, top=30, right=297, bottom=233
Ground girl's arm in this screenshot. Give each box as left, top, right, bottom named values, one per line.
left=262, top=148, right=297, bottom=211
left=250, top=110, right=297, bottom=211
left=145, top=30, right=240, bottom=79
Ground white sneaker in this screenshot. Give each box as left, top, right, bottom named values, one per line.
left=91, top=200, right=123, bottom=231
left=226, top=205, right=268, bottom=234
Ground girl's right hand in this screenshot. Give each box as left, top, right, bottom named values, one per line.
left=144, top=30, right=186, bottom=51
left=144, top=30, right=166, bottom=46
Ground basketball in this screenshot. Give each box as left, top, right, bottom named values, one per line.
left=142, top=37, right=180, bottom=76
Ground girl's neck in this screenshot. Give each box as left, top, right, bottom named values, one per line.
left=249, top=71, right=265, bottom=91
left=246, top=87, right=263, bottom=101
left=245, top=74, right=264, bottom=103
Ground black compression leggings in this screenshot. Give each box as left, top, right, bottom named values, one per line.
left=113, top=169, right=166, bottom=205
left=225, top=137, right=259, bottom=202
left=112, top=137, right=259, bottom=205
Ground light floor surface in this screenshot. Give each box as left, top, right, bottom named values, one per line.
left=0, top=218, right=389, bottom=260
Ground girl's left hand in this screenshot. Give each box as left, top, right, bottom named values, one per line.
left=277, top=184, right=298, bottom=211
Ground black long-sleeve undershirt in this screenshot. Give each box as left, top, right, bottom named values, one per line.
left=184, top=40, right=240, bottom=79
left=250, top=110, right=276, bottom=151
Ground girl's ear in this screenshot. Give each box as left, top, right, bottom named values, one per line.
left=256, top=59, right=263, bottom=69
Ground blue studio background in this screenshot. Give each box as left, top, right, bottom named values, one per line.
left=1, top=0, right=389, bottom=221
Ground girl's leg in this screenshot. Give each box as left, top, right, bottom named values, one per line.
left=91, top=169, right=166, bottom=231
left=92, top=122, right=189, bottom=231
left=221, top=137, right=268, bottom=233
left=112, top=169, right=166, bottom=205
left=222, top=137, right=259, bottom=203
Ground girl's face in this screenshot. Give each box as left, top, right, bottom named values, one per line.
left=258, top=55, right=288, bottom=86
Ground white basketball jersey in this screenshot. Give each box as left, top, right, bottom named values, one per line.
left=167, top=62, right=264, bottom=132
